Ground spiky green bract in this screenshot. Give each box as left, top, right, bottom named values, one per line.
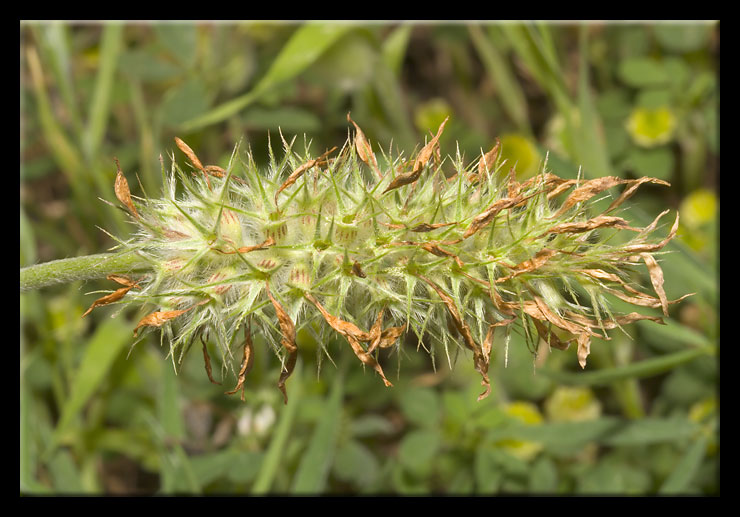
left=98, top=121, right=686, bottom=401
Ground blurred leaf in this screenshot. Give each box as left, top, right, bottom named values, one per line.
left=227, top=451, right=264, bottom=484
left=474, top=447, right=504, bottom=493
left=160, top=78, right=212, bottom=127
left=47, top=318, right=131, bottom=455
left=658, top=434, right=709, bottom=493
left=653, top=23, right=714, bottom=53
left=602, top=417, right=699, bottom=446
left=291, top=372, right=343, bottom=493
left=252, top=363, right=302, bottom=494
left=242, top=106, right=321, bottom=133
left=47, top=449, right=84, bottom=493
left=382, top=24, right=413, bottom=76
left=155, top=23, right=198, bottom=69
left=398, top=429, right=441, bottom=477
left=398, top=386, right=440, bottom=428
left=189, top=449, right=245, bottom=487
left=332, top=439, right=380, bottom=488
left=541, top=346, right=712, bottom=386
left=181, top=23, right=353, bottom=131
left=20, top=207, right=37, bottom=267
left=623, top=147, right=674, bottom=179
left=85, top=23, right=123, bottom=159
left=469, top=24, right=530, bottom=134
left=618, top=57, right=670, bottom=88
left=528, top=456, right=558, bottom=493
left=119, top=49, right=184, bottom=82
left=577, top=454, right=652, bottom=494
left=349, top=414, right=396, bottom=437
left=488, top=416, right=698, bottom=450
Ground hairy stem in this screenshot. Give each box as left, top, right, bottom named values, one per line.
left=20, top=251, right=150, bottom=291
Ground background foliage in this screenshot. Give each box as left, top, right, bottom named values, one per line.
left=20, top=20, right=719, bottom=495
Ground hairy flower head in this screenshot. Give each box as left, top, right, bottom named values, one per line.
left=89, top=116, right=690, bottom=402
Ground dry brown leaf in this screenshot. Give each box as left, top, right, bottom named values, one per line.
left=417, top=275, right=491, bottom=400
left=605, top=177, right=671, bottom=213
left=496, top=248, right=558, bottom=283
left=383, top=117, right=449, bottom=194
left=226, top=325, right=256, bottom=400
left=201, top=335, right=221, bottom=386
left=265, top=282, right=298, bottom=403
left=475, top=138, right=501, bottom=181
left=351, top=261, right=367, bottom=279
left=265, top=282, right=297, bottom=353
left=347, top=112, right=381, bottom=178
left=640, top=253, right=669, bottom=317
left=410, top=222, right=457, bottom=232
left=304, top=293, right=392, bottom=387
left=577, top=332, right=591, bottom=369
left=531, top=319, right=573, bottom=351
left=133, top=307, right=193, bottom=336
left=275, top=147, right=336, bottom=207
left=82, top=286, right=134, bottom=318
left=212, top=236, right=275, bottom=255
left=539, top=215, right=639, bottom=238
left=550, top=176, right=630, bottom=219
left=174, top=137, right=204, bottom=171
left=113, top=158, right=139, bottom=219
left=463, top=195, right=524, bottom=239
left=106, top=274, right=139, bottom=288
left=619, top=212, right=680, bottom=255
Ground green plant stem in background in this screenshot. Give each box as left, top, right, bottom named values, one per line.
left=20, top=252, right=150, bottom=292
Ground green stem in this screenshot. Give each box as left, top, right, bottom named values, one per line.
left=20, top=252, right=151, bottom=291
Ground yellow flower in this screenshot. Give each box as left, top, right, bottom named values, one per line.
left=626, top=106, right=677, bottom=147
left=544, top=386, right=602, bottom=422
left=496, top=401, right=544, bottom=461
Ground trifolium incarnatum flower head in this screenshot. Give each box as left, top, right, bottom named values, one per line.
left=86, top=115, right=691, bottom=403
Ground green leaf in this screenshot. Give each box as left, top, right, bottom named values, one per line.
left=469, top=24, right=530, bottom=134
left=227, top=451, right=264, bottom=484
left=251, top=362, right=302, bottom=494
left=474, top=448, right=504, bottom=493
left=623, top=147, right=674, bottom=180
left=47, top=449, right=84, bottom=493
left=291, top=372, right=343, bottom=493
left=528, top=456, right=558, bottom=493
left=398, top=429, right=441, bottom=477
left=541, top=346, right=712, bottom=387
left=332, top=439, right=380, bottom=487
left=85, top=23, right=124, bottom=159
left=381, top=24, right=413, bottom=76
left=618, top=57, right=670, bottom=88
left=46, top=318, right=131, bottom=455
left=601, top=417, right=699, bottom=446
left=181, top=23, right=353, bottom=131
left=155, top=23, right=198, bottom=69
left=488, top=416, right=698, bottom=450
left=159, top=78, right=212, bottom=127
left=242, top=106, right=321, bottom=133
left=653, top=23, right=714, bottom=54
left=658, top=435, right=708, bottom=494
left=119, top=49, right=184, bottom=82
left=398, top=386, right=440, bottom=428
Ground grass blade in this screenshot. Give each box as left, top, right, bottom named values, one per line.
left=541, top=346, right=713, bottom=386
left=84, top=22, right=124, bottom=160
left=251, top=362, right=303, bottom=494
left=658, top=434, right=709, bottom=494
left=291, top=371, right=343, bottom=493
left=181, top=23, right=353, bottom=131
left=45, top=317, right=131, bottom=456
left=469, top=24, right=530, bottom=134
